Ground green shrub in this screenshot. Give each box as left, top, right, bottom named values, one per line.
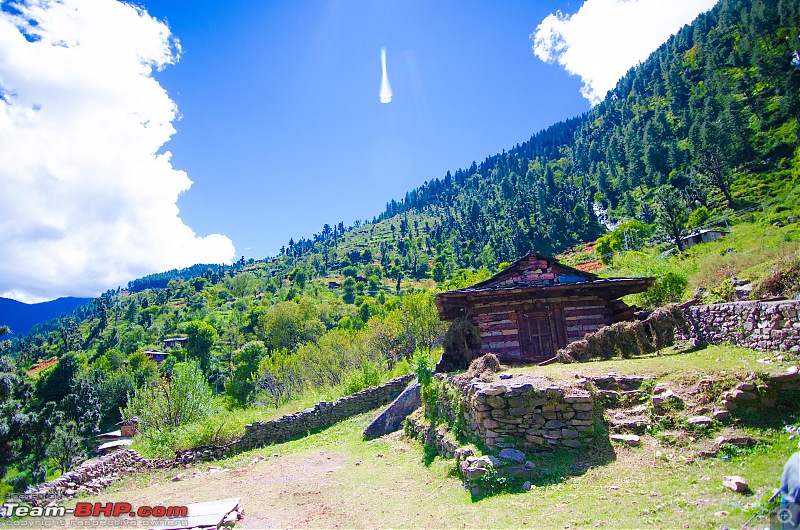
left=751, top=251, right=800, bottom=299
left=603, top=251, right=693, bottom=308
left=122, top=361, right=214, bottom=439
left=344, top=359, right=381, bottom=394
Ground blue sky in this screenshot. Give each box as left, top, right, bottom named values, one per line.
left=0, top=0, right=716, bottom=301
left=142, top=1, right=592, bottom=258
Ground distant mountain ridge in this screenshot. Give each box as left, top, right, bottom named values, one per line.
left=0, top=297, right=93, bottom=337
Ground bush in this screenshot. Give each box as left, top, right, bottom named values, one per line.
left=752, top=252, right=800, bottom=299
left=603, top=251, right=693, bottom=308
left=343, top=359, right=381, bottom=394
left=5, top=473, right=29, bottom=493
left=122, top=361, right=214, bottom=438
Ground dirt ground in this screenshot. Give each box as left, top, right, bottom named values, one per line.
left=63, top=449, right=354, bottom=528
left=60, top=428, right=473, bottom=529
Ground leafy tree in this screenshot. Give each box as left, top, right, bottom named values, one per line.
left=257, top=301, right=324, bottom=352
left=36, top=351, right=83, bottom=405
left=256, top=349, right=303, bottom=408
left=595, top=220, right=655, bottom=263
left=364, top=313, right=413, bottom=368
left=47, top=420, right=83, bottom=475
left=342, top=278, right=357, bottom=304
left=400, top=292, right=445, bottom=354
left=58, top=318, right=83, bottom=354
left=122, top=361, right=213, bottom=437
left=183, top=321, right=217, bottom=373
left=696, top=147, right=734, bottom=207
left=23, top=402, right=62, bottom=483
left=654, top=185, right=689, bottom=251
left=687, top=206, right=710, bottom=229
left=0, top=348, right=32, bottom=478
left=291, top=269, right=307, bottom=289
left=225, top=341, right=267, bottom=406
left=127, top=351, right=159, bottom=387
left=226, top=272, right=257, bottom=298
left=59, top=375, right=101, bottom=440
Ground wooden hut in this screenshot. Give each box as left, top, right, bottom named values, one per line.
left=435, top=252, right=654, bottom=364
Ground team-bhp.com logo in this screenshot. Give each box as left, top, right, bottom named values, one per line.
left=4, top=502, right=188, bottom=519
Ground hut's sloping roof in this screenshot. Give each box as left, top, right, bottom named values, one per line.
left=435, top=251, right=653, bottom=320
left=461, top=251, right=596, bottom=291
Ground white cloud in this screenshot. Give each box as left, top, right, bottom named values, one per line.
left=532, top=0, right=718, bottom=105
left=0, top=0, right=235, bottom=302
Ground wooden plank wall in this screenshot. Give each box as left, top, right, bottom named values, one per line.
left=468, top=294, right=615, bottom=361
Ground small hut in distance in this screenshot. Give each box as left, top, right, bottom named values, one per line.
left=435, top=251, right=654, bottom=368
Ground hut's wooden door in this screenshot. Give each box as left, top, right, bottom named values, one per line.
left=518, top=310, right=558, bottom=361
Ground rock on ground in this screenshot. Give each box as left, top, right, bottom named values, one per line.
left=363, top=381, right=420, bottom=440
left=723, top=475, right=749, bottom=493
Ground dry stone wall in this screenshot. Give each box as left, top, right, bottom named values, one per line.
left=719, top=365, right=800, bottom=414
left=438, top=374, right=595, bottom=451
left=683, top=300, right=800, bottom=352
left=238, top=374, right=414, bottom=450
left=20, top=450, right=173, bottom=506
left=17, top=376, right=414, bottom=506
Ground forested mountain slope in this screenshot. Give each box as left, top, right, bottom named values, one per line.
left=1, top=0, right=800, bottom=493
left=366, top=0, right=800, bottom=263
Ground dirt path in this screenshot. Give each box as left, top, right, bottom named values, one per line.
left=66, top=449, right=352, bottom=528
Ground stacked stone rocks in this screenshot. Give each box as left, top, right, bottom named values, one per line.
left=174, top=440, right=240, bottom=464
left=684, top=300, right=800, bottom=352
left=444, top=374, right=595, bottom=451
left=719, top=366, right=800, bottom=413
left=238, top=374, right=414, bottom=450
left=21, top=450, right=173, bottom=506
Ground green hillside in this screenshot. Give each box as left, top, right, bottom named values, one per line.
left=2, top=0, right=800, bottom=496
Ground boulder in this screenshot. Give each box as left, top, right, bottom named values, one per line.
left=473, top=455, right=504, bottom=468
left=652, top=389, right=683, bottom=413
left=460, top=463, right=488, bottom=482
left=455, top=447, right=475, bottom=462
left=499, top=449, right=526, bottom=463
left=711, top=410, right=730, bottom=422
left=714, top=435, right=759, bottom=447
left=363, top=381, right=419, bottom=440
left=770, top=366, right=799, bottom=383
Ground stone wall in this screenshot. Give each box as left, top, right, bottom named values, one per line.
left=16, top=375, right=414, bottom=506
left=683, top=300, right=800, bottom=352
left=238, top=374, right=414, bottom=451
left=20, top=450, right=173, bottom=506
left=437, top=374, right=595, bottom=451
left=718, top=365, right=800, bottom=414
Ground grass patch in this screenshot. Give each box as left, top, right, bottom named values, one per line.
left=59, top=403, right=799, bottom=529
left=131, top=357, right=419, bottom=458
left=508, top=343, right=794, bottom=383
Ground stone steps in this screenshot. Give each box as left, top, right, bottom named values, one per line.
left=609, top=417, right=651, bottom=434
